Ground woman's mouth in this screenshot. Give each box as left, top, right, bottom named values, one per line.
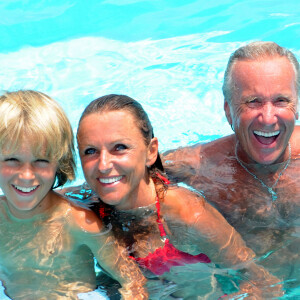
left=253, top=130, right=280, bottom=145
left=98, top=176, right=123, bottom=184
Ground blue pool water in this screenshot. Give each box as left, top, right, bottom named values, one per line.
left=0, top=0, right=300, bottom=299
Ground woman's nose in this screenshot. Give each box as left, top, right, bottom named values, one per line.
left=98, top=151, right=113, bottom=173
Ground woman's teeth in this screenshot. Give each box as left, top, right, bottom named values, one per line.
left=99, top=176, right=123, bottom=184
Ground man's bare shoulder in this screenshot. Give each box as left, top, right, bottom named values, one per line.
left=163, top=134, right=235, bottom=165
left=200, top=134, right=235, bottom=158
left=291, top=125, right=300, bottom=154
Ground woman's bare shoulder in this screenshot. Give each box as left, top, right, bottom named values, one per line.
left=163, top=186, right=206, bottom=224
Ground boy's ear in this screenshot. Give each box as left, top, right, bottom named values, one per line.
left=146, top=137, right=158, bottom=167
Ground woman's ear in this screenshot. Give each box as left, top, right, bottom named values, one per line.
left=146, top=137, right=158, bottom=167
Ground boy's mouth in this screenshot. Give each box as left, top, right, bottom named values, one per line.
left=12, top=184, right=39, bottom=193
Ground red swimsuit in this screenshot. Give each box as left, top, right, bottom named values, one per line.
left=130, top=174, right=211, bottom=276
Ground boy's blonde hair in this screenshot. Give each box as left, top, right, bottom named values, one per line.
left=0, top=90, right=76, bottom=187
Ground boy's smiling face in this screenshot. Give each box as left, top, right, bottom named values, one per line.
left=0, top=141, right=57, bottom=218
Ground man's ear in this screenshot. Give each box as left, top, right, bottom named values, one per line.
left=224, top=101, right=233, bottom=129
left=296, top=111, right=299, bottom=120
left=146, top=137, right=158, bottom=167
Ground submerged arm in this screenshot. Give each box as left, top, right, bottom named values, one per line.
left=72, top=206, right=148, bottom=299
left=165, top=188, right=283, bottom=299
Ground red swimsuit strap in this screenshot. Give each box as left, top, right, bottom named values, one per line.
left=153, top=172, right=170, bottom=238
left=155, top=196, right=167, bottom=238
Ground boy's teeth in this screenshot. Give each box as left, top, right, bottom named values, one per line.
left=13, top=185, right=38, bottom=193
left=254, top=130, right=280, bottom=137
left=99, top=176, right=123, bottom=184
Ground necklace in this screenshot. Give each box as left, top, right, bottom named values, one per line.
left=235, top=142, right=291, bottom=202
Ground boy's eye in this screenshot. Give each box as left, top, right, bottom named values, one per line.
left=36, top=159, right=49, bottom=163
left=4, top=158, right=18, bottom=162
left=84, top=148, right=96, bottom=155
left=34, top=159, right=50, bottom=168
left=115, top=144, right=127, bottom=151
left=3, top=158, right=19, bottom=166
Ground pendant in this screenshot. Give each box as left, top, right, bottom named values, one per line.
left=268, top=188, right=277, bottom=202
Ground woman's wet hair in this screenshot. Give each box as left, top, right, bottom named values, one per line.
left=78, top=94, right=164, bottom=171
left=0, top=90, right=76, bottom=188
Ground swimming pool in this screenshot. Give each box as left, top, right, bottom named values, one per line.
left=0, top=0, right=299, bottom=298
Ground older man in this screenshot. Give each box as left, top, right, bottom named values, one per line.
left=163, top=41, right=300, bottom=291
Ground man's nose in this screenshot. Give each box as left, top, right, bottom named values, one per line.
left=260, top=102, right=277, bottom=125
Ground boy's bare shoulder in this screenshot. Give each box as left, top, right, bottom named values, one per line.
left=69, top=202, right=104, bottom=234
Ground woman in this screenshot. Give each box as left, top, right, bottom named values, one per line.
left=76, top=94, right=282, bottom=299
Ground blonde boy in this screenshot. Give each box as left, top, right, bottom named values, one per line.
left=0, top=90, right=147, bottom=300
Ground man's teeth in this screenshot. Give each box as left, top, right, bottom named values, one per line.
left=99, top=176, right=123, bottom=184
left=13, top=184, right=38, bottom=193
left=254, top=130, right=280, bottom=137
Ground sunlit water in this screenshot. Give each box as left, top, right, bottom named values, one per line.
left=0, top=0, right=300, bottom=299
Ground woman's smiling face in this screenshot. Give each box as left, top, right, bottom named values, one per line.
left=77, top=110, right=157, bottom=210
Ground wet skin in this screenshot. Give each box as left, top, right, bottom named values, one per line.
left=164, top=56, right=300, bottom=290
left=76, top=109, right=283, bottom=299
left=0, top=142, right=57, bottom=219
left=77, top=110, right=158, bottom=211
left=0, top=142, right=147, bottom=299
left=225, top=56, right=298, bottom=165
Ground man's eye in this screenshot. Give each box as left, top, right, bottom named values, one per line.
left=246, top=98, right=261, bottom=107
left=84, top=148, right=96, bottom=155
left=276, top=98, right=290, bottom=106
left=115, top=144, right=127, bottom=151
left=247, top=98, right=259, bottom=104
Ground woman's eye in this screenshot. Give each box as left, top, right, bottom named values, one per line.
left=84, top=148, right=96, bottom=155
left=115, top=144, right=127, bottom=151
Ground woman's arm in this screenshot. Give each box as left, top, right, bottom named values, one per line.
left=163, top=187, right=283, bottom=299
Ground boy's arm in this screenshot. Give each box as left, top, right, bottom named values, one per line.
left=71, top=206, right=148, bottom=299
